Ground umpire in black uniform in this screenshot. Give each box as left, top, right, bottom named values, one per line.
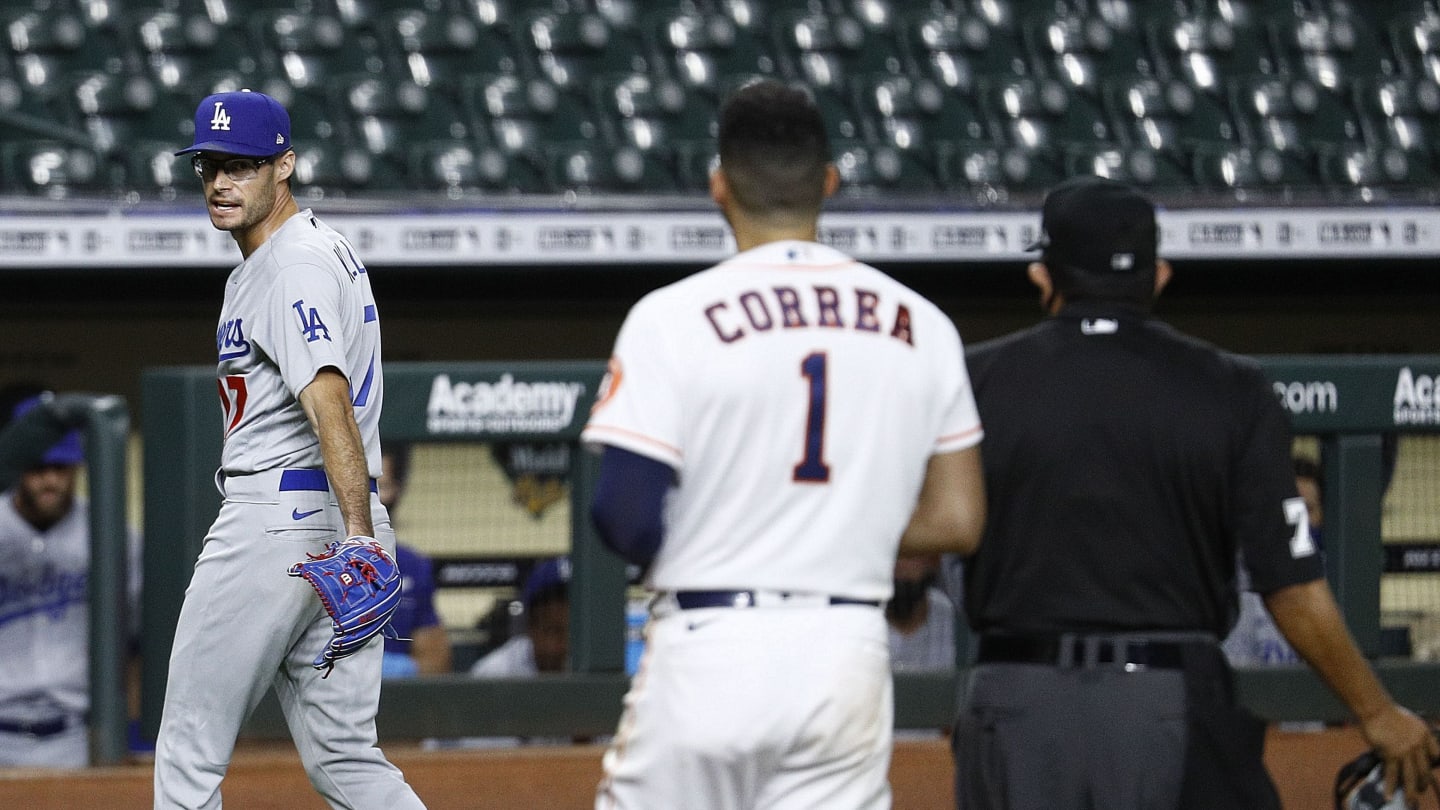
left=952, top=176, right=1437, bottom=809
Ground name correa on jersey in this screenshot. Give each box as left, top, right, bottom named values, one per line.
left=702, top=285, right=914, bottom=346
left=426, top=373, right=587, bottom=434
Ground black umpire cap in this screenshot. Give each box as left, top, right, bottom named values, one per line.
left=1026, top=175, right=1160, bottom=304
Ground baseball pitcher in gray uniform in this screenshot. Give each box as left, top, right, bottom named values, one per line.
left=152, top=91, right=425, bottom=809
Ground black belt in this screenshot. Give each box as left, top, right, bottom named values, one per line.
left=977, top=633, right=1190, bottom=670
left=0, top=715, right=75, bottom=738
left=674, top=590, right=881, bottom=610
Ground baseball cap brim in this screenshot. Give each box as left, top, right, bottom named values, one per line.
left=174, top=140, right=282, bottom=157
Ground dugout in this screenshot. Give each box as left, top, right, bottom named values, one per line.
left=121, top=355, right=1440, bottom=763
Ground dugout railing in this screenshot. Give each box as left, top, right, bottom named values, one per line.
left=133, top=357, right=1440, bottom=750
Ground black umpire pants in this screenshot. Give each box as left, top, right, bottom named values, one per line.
left=951, top=633, right=1279, bottom=810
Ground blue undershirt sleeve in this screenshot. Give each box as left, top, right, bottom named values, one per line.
left=591, top=445, right=674, bottom=569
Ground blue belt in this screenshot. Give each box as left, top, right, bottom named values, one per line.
left=674, top=590, right=881, bottom=610
left=278, top=469, right=378, bottom=494
left=0, top=715, right=74, bottom=737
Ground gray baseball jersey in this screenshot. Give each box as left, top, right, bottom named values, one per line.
left=214, top=210, right=383, bottom=478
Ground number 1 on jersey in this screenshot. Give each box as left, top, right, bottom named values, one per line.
left=793, top=352, right=831, bottom=483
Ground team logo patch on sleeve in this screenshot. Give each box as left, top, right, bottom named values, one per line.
left=592, top=356, right=624, bottom=412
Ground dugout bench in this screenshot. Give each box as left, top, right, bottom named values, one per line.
left=118, top=357, right=1440, bottom=763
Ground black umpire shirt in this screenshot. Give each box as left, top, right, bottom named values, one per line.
left=962, top=301, right=1326, bottom=638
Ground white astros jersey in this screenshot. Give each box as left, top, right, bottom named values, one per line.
left=584, top=240, right=982, bottom=600
left=214, top=210, right=383, bottom=477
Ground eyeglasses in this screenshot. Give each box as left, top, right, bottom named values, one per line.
left=191, top=154, right=279, bottom=182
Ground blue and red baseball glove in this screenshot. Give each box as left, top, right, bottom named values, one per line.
left=288, top=536, right=403, bottom=677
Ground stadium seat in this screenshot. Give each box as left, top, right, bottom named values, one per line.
left=408, top=141, right=486, bottom=192
left=1021, top=7, right=1156, bottom=93
left=982, top=75, right=1114, bottom=151
left=1062, top=143, right=1192, bottom=191
left=253, top=9, right=384, bottom=92
left=950, top=0, right=1031, bottom=75
left=521, top=9, right=649, bottom=93
left=121, top=138, right=190, bottom=197
left=1355, top=75, right=1440, bottom=165
left=899, top=8, right=1027, bottom=91
left=771, top=8, right=905, bottom=80
left=1, top=141, right=109, bottom=198
left=645, top=7, right=782, bottom=101
left=1267, top=2, right=1399, bottom=93
left=938, top=137, right=1063, bottom=196
left=68, top=70, right=195, bottom=155
left=1145, top=3, right=1281, bottom=97
left=168, top=0, right=323, bottom=27
left=469, top=144, right=552, bottom=193
left=1190, top=142, right=1319, bottom=192
left=290, top=142, right=392, bottom=195
left=333, top=74, right=473, bottom=160
left=546, top=142, right=681, bottom=193
left=5, top=8, right=139, bottom=102
left=130, top=9, right=261, bottom=91
left=591, top=73, right=716, bottom=156
left=1315, top=141, right=1429, bottom=192
left=674, top=141, right=718, bottom=192
left=1103, top=74, right=1241, bottom=185
left=854, top=73, right=989, bottom=169
left=381, top=7, right=520, bottom=87
left=1388, top=10, right=1440, bottom=84
left=461, top=73, right=599, bottom=154
left=831, top=139, right=941, bottom=193
left=1104, top=75, right=1237, bottom=150
left=1230, top=74, right=1364, bottom=155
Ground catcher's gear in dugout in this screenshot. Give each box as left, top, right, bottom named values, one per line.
left=288, top=536, right=403, bottom=676
left=1335, top=727, right=1440, bottom=810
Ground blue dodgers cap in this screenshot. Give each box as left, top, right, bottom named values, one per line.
left=521, top=556, right=571, bottom=608
left=175, top=90, right=291, bottom=157
left=11, top=395, right=84, bottom=467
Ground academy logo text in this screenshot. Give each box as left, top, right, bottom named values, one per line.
left=426, top=374, right=586, bottom=434
left=1394, top=367, right=1440, bottom=425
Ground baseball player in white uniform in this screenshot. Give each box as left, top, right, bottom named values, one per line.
left=583, top=80, right=987, bottom=810
left=0, top=393, right=141, bottom=768
left=152, top=90, right=425, bottom=809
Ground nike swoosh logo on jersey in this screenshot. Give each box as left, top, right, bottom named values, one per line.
left=292, top=508, right=324, bottom=520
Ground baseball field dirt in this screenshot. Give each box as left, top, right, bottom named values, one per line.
left=0, top=726, right=1380, bottom=809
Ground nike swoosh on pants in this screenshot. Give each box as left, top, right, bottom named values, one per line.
left=292, top=508, right=324, bottom=520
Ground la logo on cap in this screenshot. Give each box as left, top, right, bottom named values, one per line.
left=210, top=100, right=232, bottom=132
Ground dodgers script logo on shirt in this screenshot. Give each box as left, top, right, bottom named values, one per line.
left=0, top=565, right=88, bottom=628
left=210, top=101, right=231, bottom=131
left=217, top=317, right=251, bottom=361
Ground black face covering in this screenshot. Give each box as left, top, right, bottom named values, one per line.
left=887, top=573, right=937, bottom=624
